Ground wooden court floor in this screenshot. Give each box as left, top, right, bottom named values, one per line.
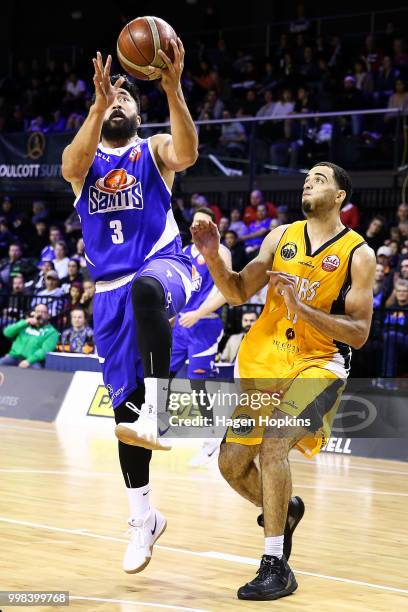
left=1, top=416, right=407, bottom=612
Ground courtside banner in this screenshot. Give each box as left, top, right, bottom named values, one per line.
left=0, top=366, right=73, bottom=422
left=0, top=132, right=72, bottom=192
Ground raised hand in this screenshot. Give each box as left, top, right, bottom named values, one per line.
left=92, top=52, right=125, bottom=112
left=190, top=219, right=220, bottom=260
left=156, top=37, right=185, bottom=94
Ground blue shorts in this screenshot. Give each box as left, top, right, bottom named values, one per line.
left=93, top=257, right=192, bottom=408
left=170, top=316, right=224, bottom=378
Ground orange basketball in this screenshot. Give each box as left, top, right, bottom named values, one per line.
left=117, top=16, right=177, bottom=81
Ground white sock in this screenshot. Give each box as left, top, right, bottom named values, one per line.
left=144, top=377, right=158, bottom=409
left=144, top=377, right=169, bottom=412
left=265, top=535, right=284, bottom=559
left=126, top=484, right=150, bottom=521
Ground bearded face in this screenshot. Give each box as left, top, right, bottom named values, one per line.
left=101, top=108, right=139, bottom=141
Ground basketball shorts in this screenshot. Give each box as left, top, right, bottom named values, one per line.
left=93, top=256, right=192, bottom=409
left=170, top=316, right=223, bottom=378
left=225, top=365, right=346, bottom=458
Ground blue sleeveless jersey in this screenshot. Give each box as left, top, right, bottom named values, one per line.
left=74, top=138, right=190, bottom=281
left=182, top=244, right=222, bottom=315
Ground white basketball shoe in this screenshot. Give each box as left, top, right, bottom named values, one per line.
left=115, top=403, right=172, bottom=451
left=123, top=507, right=167, bottom=573
left=188, top=438, right=220, bottom=467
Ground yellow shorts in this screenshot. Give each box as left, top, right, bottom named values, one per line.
left=225, top=365, right=346, bottom=458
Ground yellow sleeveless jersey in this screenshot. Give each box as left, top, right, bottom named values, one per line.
left=237, top=220, right=366, bottom=379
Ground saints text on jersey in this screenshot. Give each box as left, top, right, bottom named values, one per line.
left=88, top=168, right=144, bottom=214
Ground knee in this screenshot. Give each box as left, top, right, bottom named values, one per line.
left=218, top=444, right=234, bottom=480
left=132, top=277, right=165, bottom=310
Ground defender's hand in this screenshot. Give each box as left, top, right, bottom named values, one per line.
left=190, top=219, right=220, bottom=260
left=156, top=38, right=185, bottom=94
left=92, top=52, right=125, bottom=113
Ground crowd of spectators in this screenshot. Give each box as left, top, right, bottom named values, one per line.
left=0, top=7, right=407, bottom=169
left=0, top=195, right=95, bottom=365
left=0, top=189, right=407, bottom=373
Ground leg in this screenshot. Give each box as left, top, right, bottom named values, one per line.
left=218, top=440, right=262, bottom=506
left=0, top=355, right=20, bottom=366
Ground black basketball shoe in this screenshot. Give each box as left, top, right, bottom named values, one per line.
left=257, top=496, right=305, bottom=560
left=237, top=555, right=298, bottom=601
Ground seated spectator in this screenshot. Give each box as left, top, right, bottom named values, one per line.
left=52, top=241, right=70, bottom=279
left=373, top=263, right=390, bottom=309
left=0, top=243, right=37, bottom=289
left=13, top=212, right=32, bottom=252
left=0, top=219, right=17, bottom=258
left=58, top=308, right=94, bottom=354
left=0, top=303, right=59, bottom=369
left=396, top=202, right=408, bottom=224
left=72, top=237, right=87, bottom=272
left=375, top=56, right=399, bottom=103
left=32, top=270, right=65, bottom=317
left=40, top=226, right=63, bottom=262
left=61, top=259, right=84, bottom=293
left=353, top=60, right=374, bottom=94
left=385, top=79, right=408, bottom=123
left=48, top=110, right=66, bottom=133
left=31, top=200, right=48, bottom=225
left=338, top=76, right=366, bottom=135
left=363, top=215, right=387, bottom=251
left=190, top=194, right=222, bottom=225
left=1, top=196, right=15, bottom=226
left=64, top=208, right=82, bottom=238
left=224, top=230, right=247, bottom=272
left=243, top=203, right=271, bottom=256
left=243, top=190, right=277, bottom=225
left=31, top=260, right=56, bottom=292
left=79, top=279, right=95, bottom=325
left=218, top=109, right=247, bottom=157
left=28, top=220, right=49, bottom=258
left=219, top=311, right=258, bottom=363
left=385, top=257, right=408, bottom=308
left=382, top=279, right=408, bottom=377
left=64, top=72, right=87, bottom=104
left=269, top=205, right=289, bottom=230
left=218, top=216, right=230, bottom=241
left=256, top=90, right=276, bottom=120
left=60, top=282, right=83, bottom=327
left=340, top=201, right=360, bottom=230
left=376, top=245, right=392, bottom=275
left=2, top=273, right=29, bottom=324
left=65, top=112, right=85, bottom=132
left=198, top=89, right=224, bottom=120
left=228, top=208, right=247, bottom=238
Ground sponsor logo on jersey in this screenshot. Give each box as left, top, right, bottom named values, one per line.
left=191, top=264, right=202, bottom=292
left=298, top=260, right=314, bottom=268
left=129, top=144, right=142, bottom=162
left=89, top=169, right=143, bottom=214
left=322, top=255, right=340, bottom=272
left=281, top=242, right=297, bottom=261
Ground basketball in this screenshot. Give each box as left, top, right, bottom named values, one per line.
left=117, top=16, right=177, bottom=81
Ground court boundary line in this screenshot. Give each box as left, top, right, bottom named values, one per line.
left=0, top=516, right=407, bottom=597
left=69, top=595, right=209, bottom=611
left=1, top=468, right=408, bottom=497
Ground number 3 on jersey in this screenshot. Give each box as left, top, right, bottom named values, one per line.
left=110, top=219, right=124, bottom=244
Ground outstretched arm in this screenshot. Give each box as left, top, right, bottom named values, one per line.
left=62, top=53, right=124, bottom=195
left=191, top=219, right=288, bottom=305
left=270, top=244, right=376, bottom=349
left=150, top=38, right=198, bottom=172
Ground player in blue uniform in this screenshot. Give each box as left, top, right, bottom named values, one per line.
left=170, top=207, right=231, bottom=465
left=62, top=42, right=198, bottom=574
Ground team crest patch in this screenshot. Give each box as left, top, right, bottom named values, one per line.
left=231, top=414, right=254, bottom=436
left=197, top=254, right=205, bottom=265
left=281, top=242, right=297, bottom=261
left=322, top=255, right=340, bottom=271
left=129, top=144, right=142, bottom=162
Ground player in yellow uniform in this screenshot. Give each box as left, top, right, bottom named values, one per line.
left=191, top=162, right=376, bottom=601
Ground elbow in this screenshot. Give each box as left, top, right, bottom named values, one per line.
left=177, top=150, right=199, bottom=170
left=350, top=331, right=369, bottom=350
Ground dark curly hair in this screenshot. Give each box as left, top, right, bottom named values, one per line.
left=92, top=74, right=140, bottom=113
